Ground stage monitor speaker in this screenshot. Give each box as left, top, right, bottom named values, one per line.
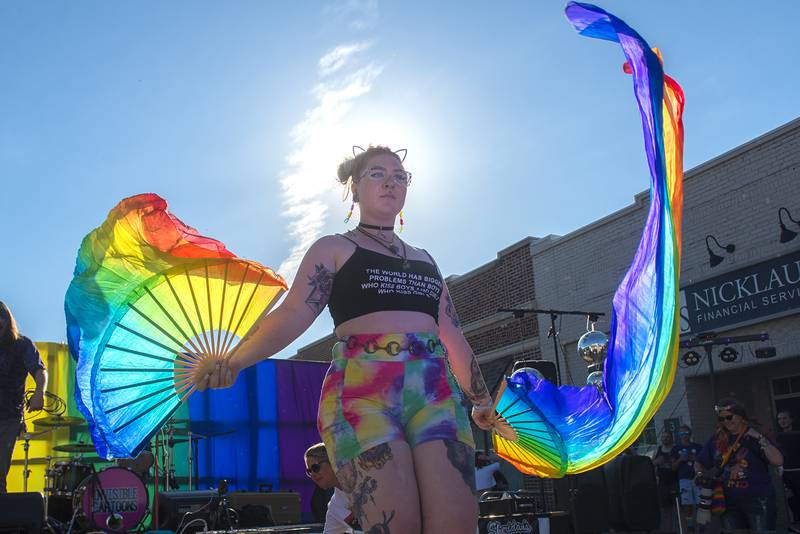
left=603, top=454, right=660, bottom=531
left=512, top=360, right=558, bottom=384
left=568, top=467, right=609, bottom=533
left=157, top=490, right=216, bottom=530
left=229, top=492, right=301, bottom=525
left=0, top=492, right=44, bottom=534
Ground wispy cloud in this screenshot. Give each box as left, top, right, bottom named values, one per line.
left=277, top=42, right=382, bottom=281
left=319, top=42, right=372, bottom=77
left=322, top=0, right=379, bottom=30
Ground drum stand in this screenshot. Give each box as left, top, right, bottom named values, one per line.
left=20, top=429, right=50, bottom=492
left=21, top=432, right=31, bottom=492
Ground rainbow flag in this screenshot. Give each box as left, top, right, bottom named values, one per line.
left=493, top=2, right=685, bottom=476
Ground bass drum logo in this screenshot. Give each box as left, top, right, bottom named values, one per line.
left=483, top=517, right=535, bottom=534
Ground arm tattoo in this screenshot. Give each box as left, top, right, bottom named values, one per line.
left=305, top=263, right=334, bottom=314
left=445, top=440, right=476, bottom=491
left=465, top=357, right=489, bottom=404
left=445, top=293, right=461, bottom=329
left=358, top=443, right=393, bottom=471
left=364, top=510, right=395, bottom=534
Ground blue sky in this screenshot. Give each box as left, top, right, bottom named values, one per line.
left=2, top=1, right=799, bottom=357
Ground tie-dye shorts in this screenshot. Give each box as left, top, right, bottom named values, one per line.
left=317, top=333, right=475, bottom=471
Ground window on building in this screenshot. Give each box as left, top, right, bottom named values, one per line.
left=771, top=374, right=800, bottom=429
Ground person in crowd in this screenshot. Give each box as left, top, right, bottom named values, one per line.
left=653, top=429, right=678, bottom=509
left=305, top=442, right=358, bottom=534
left=779, top=411, right=797, bottom=433
left=695, top=399, right=784, bottom=533
left=198, top=146, right=494, bottom=534
left=474, top=451, right=508, bottom=494
left=776, top=410, right=800, bottom=524
left=671, top=425, right=702, bottom=532
left=0, top=301, right=46, bottom=493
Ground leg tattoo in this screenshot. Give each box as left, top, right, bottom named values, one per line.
left=445, top=440, right=476, bottom=491
left=351, top=475, right=379, bottom=524
left=363, top=510, right=396, bottom=534
left=336, top=461, right=357, bottom=493
left=358, top=443, right=393, bottom=471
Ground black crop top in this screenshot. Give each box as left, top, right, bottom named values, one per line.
left=328, top=235, right=444, bottom=327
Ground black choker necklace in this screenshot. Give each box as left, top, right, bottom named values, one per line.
left=358, top=222, right=394, bottom=242
left=358, top=222, right=394, bottom=231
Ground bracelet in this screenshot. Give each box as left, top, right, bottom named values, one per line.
left=472, top=400, right=493, bottom=412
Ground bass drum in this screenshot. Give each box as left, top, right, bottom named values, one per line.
left=73, top=467, right=149, bottom=532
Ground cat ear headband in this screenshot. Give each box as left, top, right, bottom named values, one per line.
left=352, top=145, right=407, bottom=162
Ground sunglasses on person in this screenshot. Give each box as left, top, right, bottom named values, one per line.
left=305, top=459, right=329, bottom=477
left=359, top=166, right=412, bottom=187
left=718, top=414, right=735, bottom=422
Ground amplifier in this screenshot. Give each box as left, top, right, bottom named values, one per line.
left=478, top=512, right=570, bottom=534
left=479, top=492, right=545, bottom=516
left=0, top=492, right=44, bottom=533
left=157, top=490, right=217, bottom=530
left=228, top=492, right=301, bottom=525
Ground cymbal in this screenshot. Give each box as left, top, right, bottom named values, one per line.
left=53, top=443, right=96, bottom=453
left=34, top=416, right=85, bottom=427
left=10, top=457, right=56, bottom=466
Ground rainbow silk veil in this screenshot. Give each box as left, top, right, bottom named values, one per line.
left=65, top=194, right=287, bottom=459
left=492, top=2, right=685, bottom=477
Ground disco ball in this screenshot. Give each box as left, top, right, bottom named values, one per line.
left=577, top=329, right=609, bottom=366
left=511, top=367, right=546, bottom=381
left=586, top=370, right=604, bottom=389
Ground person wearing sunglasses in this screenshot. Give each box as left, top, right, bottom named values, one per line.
left=197, top=145, right=493, bottom=534
left=695, top=399, right=784, bottom=533
left=305, top=443, right=357, bottom=534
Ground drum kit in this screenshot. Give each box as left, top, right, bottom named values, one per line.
left=18, top=414, right=231, bottom=532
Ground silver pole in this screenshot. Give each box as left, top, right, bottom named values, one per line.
left=188, top=431, right=193, bottom=491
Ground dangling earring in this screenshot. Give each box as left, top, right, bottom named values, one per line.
left=399, top=210, right=405, bottom=233
left=344, top=201, right=354, bottom=223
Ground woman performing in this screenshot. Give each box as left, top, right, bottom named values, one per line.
left=197, top=145, right=494, bottom=533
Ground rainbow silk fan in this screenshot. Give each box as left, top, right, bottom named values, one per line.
left=65, top=194, right=287, bottom=459
left=490, top=2, right=685, bottom=477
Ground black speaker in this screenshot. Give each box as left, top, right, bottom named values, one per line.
left=568, top=467, right=609, bottom=533
left=0, top=492, right=44, bottom=534
left=157, top=490, right=217, bottom=531
left=228, top=492, right=301, bottom=525
left=603, top=454, right=660, bottom=530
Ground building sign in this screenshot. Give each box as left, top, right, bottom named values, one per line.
left=680, top=249, right=800, bottom=334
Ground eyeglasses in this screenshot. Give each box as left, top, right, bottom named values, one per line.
left=305, top=460, right=329, bottom=477
left=718, top=414, right=735, bottom=422
left=359, top=166, right=412, bottom=187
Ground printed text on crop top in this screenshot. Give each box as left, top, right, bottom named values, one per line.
left=327, top=241, right=443, bottom=327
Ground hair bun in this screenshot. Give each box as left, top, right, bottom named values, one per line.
left=337, top=158, right=355, bottom=184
